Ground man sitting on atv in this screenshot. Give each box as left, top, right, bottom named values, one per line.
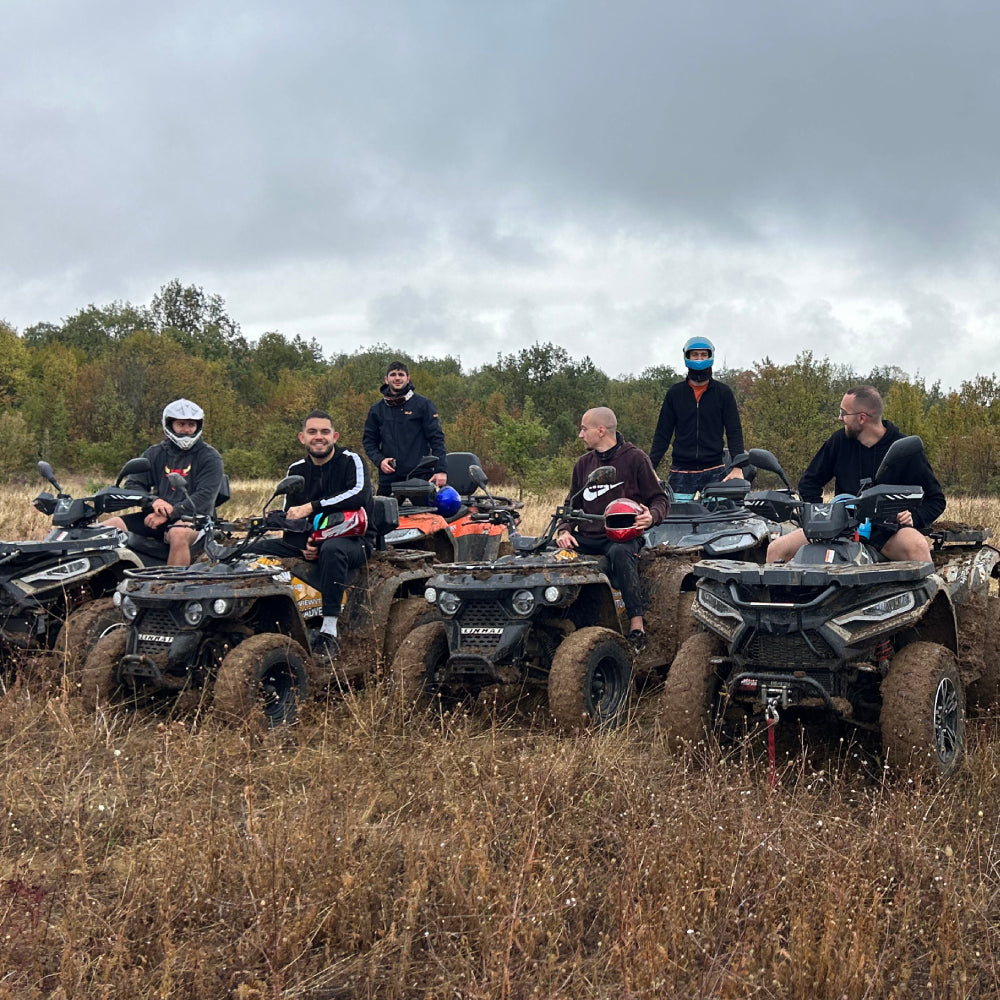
left=767, top=385, right=945, bottom=563
left=556, top=407, right=669, bottom=651
left=103, top=398, right=225, bottom=566
left=246, top=410, right=375, bottom=663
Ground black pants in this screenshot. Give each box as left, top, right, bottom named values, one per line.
left=571, top=534, right=645, bottom=619
left=247, top=536, right=370, bottom=617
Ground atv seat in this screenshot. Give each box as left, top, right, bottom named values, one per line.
left=446, top=452, right=481, bottom=496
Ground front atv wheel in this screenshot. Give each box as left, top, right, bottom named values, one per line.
left=80, top=629, right=127, bottom=711
left=57, top=599, right=123, bottom=678
left=547, top=626, right=632, bottom=730
left=880, top=641, right=965, bottom=778
left=213, top=634, right=310, bottom=727
left=659, top=632, right=726, bottom=749
left=383, top=597, right=436, bottom=669
left=391, top=622, right=448, bottom=707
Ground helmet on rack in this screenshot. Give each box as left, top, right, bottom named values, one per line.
left=605, top=497, right=644, bottom=542
left=682, top=336, right=714, bottom=372
left=310, top=508, right=369, bottom=543
left=435, top=485, right=462, bottom=517
left=162, top=399, right=205, bottom=450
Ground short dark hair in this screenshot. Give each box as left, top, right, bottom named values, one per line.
left=845, top=386, right=883, bottom=420
left=302, top=409, right=333, bottom=429
left=386, top=360, right=409, bottom=376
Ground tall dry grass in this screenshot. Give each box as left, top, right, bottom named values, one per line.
left=1, top=477, right=1000, bottom=997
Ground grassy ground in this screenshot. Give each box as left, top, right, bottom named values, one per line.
left=1, top=479, right=1000, bottom=998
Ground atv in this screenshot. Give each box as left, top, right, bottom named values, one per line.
left=661, top=436, right=1000, bottom=778
left=0, top=457, right=183, bottom=673
left=384, top=452, right=522, bottom=563
left=80, top=476, right=438, bottom=725
left=635, top=450, right=790, bottom=679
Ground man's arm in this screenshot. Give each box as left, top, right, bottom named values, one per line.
left=797, top=437, right=838, bottom=503
left=421, top=397, right=448, bottom=474
left=722, top=386, right=745, bottom=458
left=313, top=450, right=373, bottom=514
left=648, top=392, right=675, bottom=470
left=638, top=453, right=670, bottom=525
left=913, top=457, right=947, bottom=530
left=361, top=405, right=384, bottom=468
left=184, top=448, right=225, bottom=517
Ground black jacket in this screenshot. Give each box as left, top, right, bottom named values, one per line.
left=280, top=446, right=375, bottom=547
left=798, top=421, right=946, bottom=531
left=560, top=434, right=670, bottom=541
left=125, top=439, right=224, bottom=519
left=649, top=378, right=744, bottom=472
left=362, top=385, right=447, bottom=487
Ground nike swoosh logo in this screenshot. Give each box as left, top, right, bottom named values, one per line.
left=583, top=481, right=624, bottom=502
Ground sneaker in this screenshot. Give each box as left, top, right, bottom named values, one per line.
left=312, top=631, right=340, bottom=662
left=627, top=628, right=647, bottom=653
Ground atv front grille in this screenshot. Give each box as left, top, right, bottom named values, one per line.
left=134, top=608, right=179, bottom=656
left=455, top=597, right=506, bottom=652
left=741, top=629, right=835, bottom=668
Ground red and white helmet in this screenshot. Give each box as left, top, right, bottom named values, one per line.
left=310, top=508, right=368, bottom=543
left=605, top=498, right=644, bottom=542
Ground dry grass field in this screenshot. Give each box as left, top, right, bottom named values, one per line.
left=3, top=478, right=1000, bottom=998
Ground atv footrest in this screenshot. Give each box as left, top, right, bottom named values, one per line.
left=120, top=653, right=189, bottom=691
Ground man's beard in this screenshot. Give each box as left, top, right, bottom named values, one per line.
left=309, top=442, right=334, bottom=459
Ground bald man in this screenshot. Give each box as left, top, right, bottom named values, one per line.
left=556, top=407, right=669, bottom=650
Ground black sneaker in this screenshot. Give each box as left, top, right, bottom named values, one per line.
left=627, top=628, right=647, bottom=653
left=312, top=631, right=340, bottom=662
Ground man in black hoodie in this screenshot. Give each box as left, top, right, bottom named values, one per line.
left=767, top=385, right=945, bottom=563
left=362, top=361, right=447, bottom=496
left=556, top=407, right=669, bottom=650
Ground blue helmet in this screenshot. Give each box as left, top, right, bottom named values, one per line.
left=683, top=336, right=714, bottom=372
left=435, top=486, right=462, bottom=517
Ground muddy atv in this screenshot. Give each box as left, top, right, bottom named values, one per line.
left=392, top=465, right=643, bottom=729
left=661, top=435, right=1000, bottom=778
left=635, top=449, right=790, bottom=680
left=384, top=452, right=522, bottom=562
left=0, top=457, right=181, bottom=674
left=80, top=477, right=436, bottom=725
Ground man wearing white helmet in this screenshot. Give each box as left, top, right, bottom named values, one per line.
left=648, top=336, right=746, bottom=496
left=104, top=399, right=225, bottom=565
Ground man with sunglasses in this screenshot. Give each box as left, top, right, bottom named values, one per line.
left=767, top=385, right=945, bottom=563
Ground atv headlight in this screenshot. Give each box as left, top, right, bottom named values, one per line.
left=697, top=588, right=741, bottom=621
left=438, top=591, right=461, bottom=616
left=212, top=598, right=233, bottom=616
left=120, top=595, right=138, bottom=622
left=424, top=587, right=437, bottom=605
left=705, top=532, right=757, bottom=555
left=543, top=586, right=561, bottom=604
left=511, top=589, right=535, bottom=616
left=183, top=601, right=205, bottom=626
left=832, top=592, right=916, bottom=626
left=386, top=528, right=425, bottom=544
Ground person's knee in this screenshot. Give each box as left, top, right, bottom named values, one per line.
left=767, top=530, right=803, bottom=562
left=882, top=528, right=931, bottom=561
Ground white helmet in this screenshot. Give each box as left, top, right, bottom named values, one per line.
left=162, top=399, right=204, bottom=450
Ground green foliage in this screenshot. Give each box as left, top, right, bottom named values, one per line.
left=221, top=448, right=275, bottom=480
left=490, top=398, right=550, bottom=497
left=0, top=410, right=36, bottom=480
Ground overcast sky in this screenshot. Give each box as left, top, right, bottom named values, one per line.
left=3, top=0, right=998, bottom=391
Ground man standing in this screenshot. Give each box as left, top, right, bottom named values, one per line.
left=363, top=360, right=448, bottom=496
left=767, top=386, right=945, bottom=563
left=556, top=407, right=669, bottom=650
left=104, top=398, right=224, bottom=566
left=649, top=336, right=746, bottom=495
left=249, top=410, right=374, bottom=662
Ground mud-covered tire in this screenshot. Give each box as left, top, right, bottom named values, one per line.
left=967, top=596, right=1000, bottom=709
left=659, top=632, right=726, bottom=749
left=56, top=599, right=124, bottom=678
left=391, top=622, right=448, bottom=707
left=79, top=630, right=128, bottom=712
left=213, top=634, right=310, bottom=727
left=547, top=626, right=632, bottom=730
left=880, top=641, right=965, bottom=778
left=382, top=597, right=436, bottom=669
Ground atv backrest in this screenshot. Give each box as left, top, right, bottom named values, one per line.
left=372, top=495, right=400, bottom=538
left=446, top=452, right=481, bottom=496
left=702, top=479, right=751, bottom=508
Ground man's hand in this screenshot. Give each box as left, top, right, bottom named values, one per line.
left=896, top=510, right=914, bottom=528
left=555, top=529, right=578, bottom=550
left=723, top=468, right=745, bottom=482
left=145, top=497, right=172, bottom=529
left=303, top=539, right=319, bottom=561
left=286, top=503, right=313, bottom=520
left=635, top=504, right=654, bottom=531
left=380, top=458, right=396, bottom=474
left=430, top=473, right=447, bottom=489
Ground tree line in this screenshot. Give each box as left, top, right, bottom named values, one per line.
left=2, top=280, right=998, bottom=494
